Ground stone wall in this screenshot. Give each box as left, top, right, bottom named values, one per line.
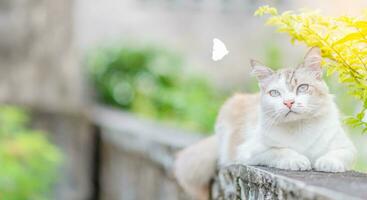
left=212, top=165, right=367, bottom=200
left=90, top=106, right=203, bottom=200
left=89, top=106, right=367, bottom=200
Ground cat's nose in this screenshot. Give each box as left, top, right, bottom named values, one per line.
left=283, top=100, right=295, bottom=109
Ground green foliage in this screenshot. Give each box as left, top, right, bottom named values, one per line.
left=87, top=44, right=225, bottom=133
left=245, top=42, right=283, bottom=93
left=256, top=6, right=367, bottom=132
left=264, top=42, right=283, bottom=69
left=0, top=106, right=62, bottom=200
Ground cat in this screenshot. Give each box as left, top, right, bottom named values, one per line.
left=173, top=47, right=356, bottom=200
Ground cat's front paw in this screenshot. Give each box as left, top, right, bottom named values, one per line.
left=276, top=155, right=311, bottom=171
left=314, top=157, right=345, bottom=172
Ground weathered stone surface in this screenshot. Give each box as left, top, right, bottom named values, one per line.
left=90, top=105, right=204, bottom=200
left=91, top=106, right=367, bottom=200
left=212, top=165, right=367, bottom=200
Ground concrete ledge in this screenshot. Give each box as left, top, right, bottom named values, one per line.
left=90, top=105, right=203, bottom=173
left=88, top=106, right=367, bottom=200
left=212, top=165, right=367, bottom=200
left=89, top=105, right=203, bottom=200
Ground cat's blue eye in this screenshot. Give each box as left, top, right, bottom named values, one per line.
left=297, top=84, right=309, bottom=93
left=269, top=90, right=280, bottom=97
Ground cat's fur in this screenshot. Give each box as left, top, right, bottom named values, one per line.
left=173, top=47, right=356, bottom=200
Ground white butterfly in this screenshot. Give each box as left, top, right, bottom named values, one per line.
left=212, top=38, right=229, bottom=61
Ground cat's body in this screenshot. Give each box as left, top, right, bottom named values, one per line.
left=217, top=92, right=355, bottom=171
left=174, top=48, right=356, bottom=200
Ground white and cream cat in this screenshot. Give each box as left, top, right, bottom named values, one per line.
left=174, top=47, right=356, bottom=200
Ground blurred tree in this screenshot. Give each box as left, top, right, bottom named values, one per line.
left=88, top=44, right=226, bottom=133
left=0, top=106, right=61, bottom=200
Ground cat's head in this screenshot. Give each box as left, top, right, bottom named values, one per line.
left=251, top=47, right=332, bottom=124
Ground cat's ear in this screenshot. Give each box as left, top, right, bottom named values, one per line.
left=250, top=59, right=274, bottom=82
left=303, top=47, right=322, bottom=80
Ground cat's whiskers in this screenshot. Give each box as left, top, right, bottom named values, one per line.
left=262, top=110, right=283, bottom=129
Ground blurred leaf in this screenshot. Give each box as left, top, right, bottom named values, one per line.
left=87, top=43, right=225, bottom=133
left=0, top=106, right=62, bottom=199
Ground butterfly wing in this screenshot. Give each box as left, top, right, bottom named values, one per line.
left=212, top=38, right=229, bottom=61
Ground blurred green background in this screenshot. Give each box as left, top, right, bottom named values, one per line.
left=87, top=43, right=226, bottom=133
left=0, top=106, right=61, bottom=200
